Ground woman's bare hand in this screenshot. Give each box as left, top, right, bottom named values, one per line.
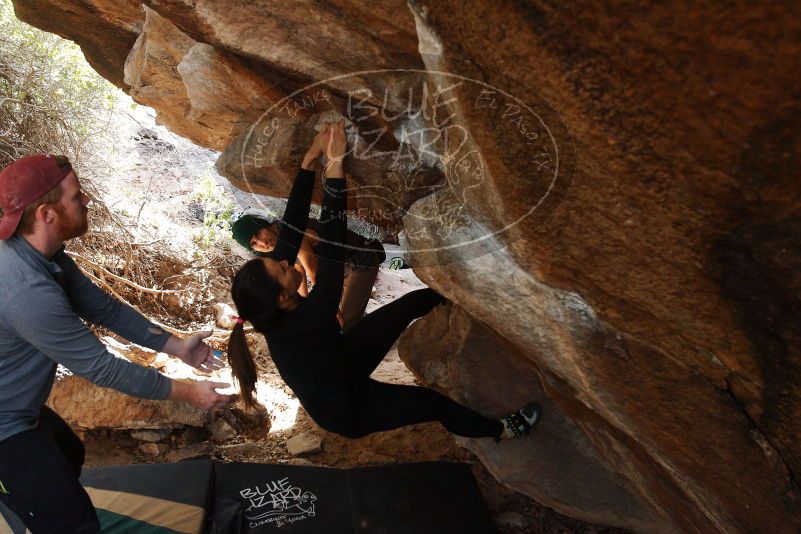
left=309, top=124, right=331, bottom=158
left=302, top=124, right=331, bottom=170
left=326, top=121, right=347, bottom=162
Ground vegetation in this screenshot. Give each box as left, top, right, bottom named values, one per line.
left=0, top=2, right=218, bottom=330
left=0, top=0, right=117, bottom=169
left=192, top=171, right=236, bottom=254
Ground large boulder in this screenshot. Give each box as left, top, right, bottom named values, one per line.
left=47, top=376, right=210, bottom=429
left=124, top=6, right=282, bottom=150
left=397, top=1, right=801, bottom=532
left=398, top=303, right=660, bottom=531
left=12, top=0, right=801, bottom=531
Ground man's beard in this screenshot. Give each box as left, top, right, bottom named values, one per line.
left=55, top=205, right=88, bottom=241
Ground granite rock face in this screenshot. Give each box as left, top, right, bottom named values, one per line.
left=47, top=376, right=210, bottom=429
left=124, top=6, right=281, bottom=150
left=398, top=303, right=662, bottom=531
left=13, top=0, right=801, bottom=532
left=397, top=2, right=801, bottom=532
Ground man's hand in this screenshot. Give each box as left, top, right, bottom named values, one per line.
left=170, top=380, right=235, bottom=410
left=164, top=331, right=224, bottom=372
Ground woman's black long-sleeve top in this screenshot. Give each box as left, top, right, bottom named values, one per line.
left=261, top=168, right=351, bottom=408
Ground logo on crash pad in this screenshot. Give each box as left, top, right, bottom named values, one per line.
left=240, top=477, right=317, bottom=528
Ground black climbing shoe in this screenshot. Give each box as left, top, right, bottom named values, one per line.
left=499, top=401, right=541, bottom=440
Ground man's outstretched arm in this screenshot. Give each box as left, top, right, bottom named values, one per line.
left=5, top=282, right=233, bottom=409
left=56, top=251, right=222, bottom=372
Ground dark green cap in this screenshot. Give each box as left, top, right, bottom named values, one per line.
left=231, top=214, right=274, bottom=253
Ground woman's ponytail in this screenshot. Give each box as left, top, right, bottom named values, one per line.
left=227, top=321, right=258, bottom=411
left=228, top=258, right=284, bottom=411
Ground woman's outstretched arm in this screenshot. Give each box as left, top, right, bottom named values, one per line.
left=269, top=127, right=329, bottom=263
left=303, top=122, right=348, bottom=323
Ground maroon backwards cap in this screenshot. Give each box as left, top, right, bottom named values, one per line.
left=0, top=155, right=73, bottom=240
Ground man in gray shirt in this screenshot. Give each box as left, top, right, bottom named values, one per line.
left=0, top=155, right=234, bottom=533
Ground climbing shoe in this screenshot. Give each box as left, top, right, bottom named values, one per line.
left=498, top=401, right=541, bottom=440
left=388, top=257, right=410, bottom=270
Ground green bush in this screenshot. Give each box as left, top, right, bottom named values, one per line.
left=192, top=171, right=236, bottom=253
left=0, top=0, right=117, bottom=169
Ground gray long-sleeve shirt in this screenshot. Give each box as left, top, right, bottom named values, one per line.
left=0, top=235, right=173, bottom=442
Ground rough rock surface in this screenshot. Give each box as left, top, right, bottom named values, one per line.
left=165, top=442, right=212, bottom=463
left=286, top=432, right=322, bottom=457
left=47, top=376, right=210, bottom=429
left=207, top=417, right=237, bottom=442
left=124, top=6, right=281, bottom=150
left=130, top=429, right=168, bottom=442
left=399, top=304, right=659, bottom=531
left=494, top=511, right=528, bottom=531
left=396, top=2, right=801, bottom=533
left=220, top=442, right=262, bottom=458
left=138, top=442, right=161, bottom=457
left=15, top=1, right=801, bottom=532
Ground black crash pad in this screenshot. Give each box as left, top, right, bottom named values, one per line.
left=1, top=461, right=497, bottom=533
left=0, top=461, right=215, bottom=534
left=211, top=461, right=497, bottom=534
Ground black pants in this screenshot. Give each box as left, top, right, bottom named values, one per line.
left=0, top=407, right=100, bottom=533
left=324, top=288, right=503, bottom=439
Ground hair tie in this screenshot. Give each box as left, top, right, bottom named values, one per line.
left=233, top=316, right=245, bottom=325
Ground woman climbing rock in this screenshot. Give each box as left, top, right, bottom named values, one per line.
left=230, top=201, right=384, bottom=332
left=227, top=121, right=539, bottom=440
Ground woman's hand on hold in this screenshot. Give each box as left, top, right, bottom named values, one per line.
left=309, top=124, right=330, bottom=158
left=302, top=124, right=331, bottom=170
left=326, top=120, right=347, bottom=162
left=324, top=121, right=346, bottom=177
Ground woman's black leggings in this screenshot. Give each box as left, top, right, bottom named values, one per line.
left=335, top=288, right=503, bottom=439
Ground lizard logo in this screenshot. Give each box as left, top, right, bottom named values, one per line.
left=240, top=477, right=317, bottom=529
